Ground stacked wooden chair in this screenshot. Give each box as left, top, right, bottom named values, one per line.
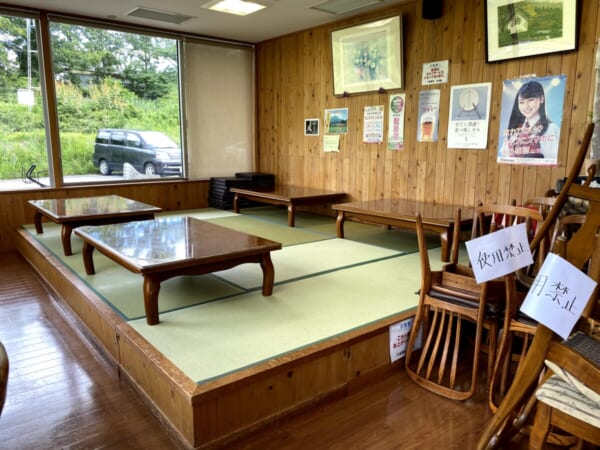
left=404, top=204, right=544, bottom=401
left=478, top=123, right=600, bottom=449
left=0, top=341, right=7, bottom=417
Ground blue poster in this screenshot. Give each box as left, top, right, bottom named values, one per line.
left=497, top=75, right=566, bottom=166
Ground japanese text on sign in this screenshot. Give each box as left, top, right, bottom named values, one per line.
left=520, top=253, right=596, bottom=339
left=465, top=222, right=533, bottom=283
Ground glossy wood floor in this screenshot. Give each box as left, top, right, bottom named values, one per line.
left=0, top=252, right=538, bottom=450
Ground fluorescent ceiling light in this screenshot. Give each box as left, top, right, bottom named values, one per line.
left=127, top=7, right=194, bottom=24
left=310, top=0, right=383, bottom=15
left=203, top=0, right=267, bottom=16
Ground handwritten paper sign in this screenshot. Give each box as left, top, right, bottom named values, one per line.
left=465, top=222, right=533, bottom=283
left=520, top=253, right=597, bottom=340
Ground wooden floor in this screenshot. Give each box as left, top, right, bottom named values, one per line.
left=0, top=251, right=539, bottom=450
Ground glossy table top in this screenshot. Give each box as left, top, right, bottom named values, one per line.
left=75, top=216, right=282, bottom=272
left=230, top=186, right=346, bottom=201
left=28, top=195, right=161, bottom=221
left=333, top=199, right=474, bottom=223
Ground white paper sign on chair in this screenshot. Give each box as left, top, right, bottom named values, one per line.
left=465, top=222, right=534, bottom=283
left=520, top=253, right=597, bottom=340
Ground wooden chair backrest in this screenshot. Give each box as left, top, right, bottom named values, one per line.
left=477, top=123, right=596, bottom=450
left=0, top=341, right=7, bottom=416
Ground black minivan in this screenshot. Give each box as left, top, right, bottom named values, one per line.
left=93, top=129, right=182, bottom=176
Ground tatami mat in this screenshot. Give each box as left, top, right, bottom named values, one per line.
left=23, top=206, right=447, bottom=383
left=205, top=214, right=331, bottom=246
left=216, top=238, right=402, bottom=289
left=129, top=252, right=431, bottom=383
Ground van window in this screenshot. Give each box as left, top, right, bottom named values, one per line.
left=110, top=132, right=126, bottom=145
left=96, top=130, right=110, bottom=144
left=127, top=133, right=141, bottom=148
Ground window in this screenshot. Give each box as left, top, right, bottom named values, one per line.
left=0, top=8, right=255, bottom=190
left=0, top=12, right=49, bottom=190
left=49, top=21, right=183, bottom=183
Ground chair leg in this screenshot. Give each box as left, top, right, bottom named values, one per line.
left=529, top=402, right=552, bottom=450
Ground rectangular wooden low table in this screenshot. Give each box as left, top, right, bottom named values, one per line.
left=332, top=199, right=474, bottom=262
left=230, top=186, right=346, bottom=227
left=74, top=216, right=282, bottom=325
left=28, top=195, right=161, bottom=256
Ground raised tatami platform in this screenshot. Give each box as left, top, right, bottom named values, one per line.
left=16, top=206, right=442, bottom=448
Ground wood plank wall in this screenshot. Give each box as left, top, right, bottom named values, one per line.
left=255, top=0, right=599, bottom=208
left=0, top=180, right=210, bottom=253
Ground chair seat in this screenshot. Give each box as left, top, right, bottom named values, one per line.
left=430, top=268, right=506, bottom=315
left=535, top=371, right=600, bottom=429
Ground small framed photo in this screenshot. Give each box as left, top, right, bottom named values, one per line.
left=304, top=118, right=319, bottom=136
left=485, top=0, right=578, bottom=62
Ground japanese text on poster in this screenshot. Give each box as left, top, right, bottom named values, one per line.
left=422, top=60, right=449, bottom=85
left=417, top=90, right=440, bottom=142
left=497, top=75, right=565, bottom=166
left=389, top=317, right=420, bottom=362
left=448, top=82, right=492, bottom=149
left=388, top=94, right=405, bottom=150
left=363, top=105, right=384, bottom=143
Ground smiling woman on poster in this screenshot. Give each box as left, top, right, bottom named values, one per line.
left=498, top=75, right=565, bottom=165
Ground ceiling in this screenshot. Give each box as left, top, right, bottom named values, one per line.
left=0, top=0, right=409, bottom=44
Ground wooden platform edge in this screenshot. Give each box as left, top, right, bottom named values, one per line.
left=15, top=226, right=416, bottom=449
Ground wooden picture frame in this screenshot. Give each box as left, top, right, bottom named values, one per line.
left=485, top=0, right=578, bottom=63
left=331, top=15, right=403, bottom=96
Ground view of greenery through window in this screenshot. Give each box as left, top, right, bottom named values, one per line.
left=0, top=13, right=182, bottom=188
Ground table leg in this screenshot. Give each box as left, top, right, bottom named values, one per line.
left=260, top=253, right=275, bottom=296
left=287, top=204, right=296, bottom=227
left=81, top=242, right=96, bottom=275
left=233, top=193, right=240, bottom=213
left=33, top=211, right=43, bottom=234
left=335, top=211, right=345, bottom=238
left=61, top=224, right=73, bottom=256
left=143, top=276, right=161, bottom=325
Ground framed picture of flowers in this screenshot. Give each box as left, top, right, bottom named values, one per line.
left=331, top=15, right=403, bottom=96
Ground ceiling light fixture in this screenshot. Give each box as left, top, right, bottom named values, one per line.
left=203, top=0, right=267, bottom=16
left=309, top=0, right=383, bottom=15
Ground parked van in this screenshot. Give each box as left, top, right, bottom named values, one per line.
left=93, top=129, right=182, bottom=176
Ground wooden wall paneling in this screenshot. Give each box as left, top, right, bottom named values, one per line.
left=450, top=0, right=467, bottom=68
left=383, top=144, right=394, bottom=201
left=509, top=165, right=525, bottom=205
left=561, top=48, right=591, bottom=184
left=581, top=0, right=600, bottom=47
left=544, top=52, right=576, bottom=192
left=254, top=0, right=600, bottom=217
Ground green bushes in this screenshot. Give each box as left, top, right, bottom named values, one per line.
left=0, top=78, right=180, bottom=178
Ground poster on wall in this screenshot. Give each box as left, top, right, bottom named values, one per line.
left=324, top=108, right=349, bottom=134
left=417, top=90, right=440, bottom=142
left=497, top=75, right=566, bottom=166
left=363, top=105, right=384, bottom=143
left=422, top=60, right=449, bottom=85
left=447, top=82, right=492, bottom=149
left=388, top=93, right=405, bottom=150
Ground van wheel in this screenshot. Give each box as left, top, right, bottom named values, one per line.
left=99, top=159, right=111, bottom=175
left=144, top=163, right=157, bottom=175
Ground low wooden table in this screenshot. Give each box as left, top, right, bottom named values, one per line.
left=74, top=216, right=282, bottom=325
left=230, top=186, right=346, bottom=227
left=332, top=199, right=474, bottom=262
left=28, top=195, right=161, bottom=256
